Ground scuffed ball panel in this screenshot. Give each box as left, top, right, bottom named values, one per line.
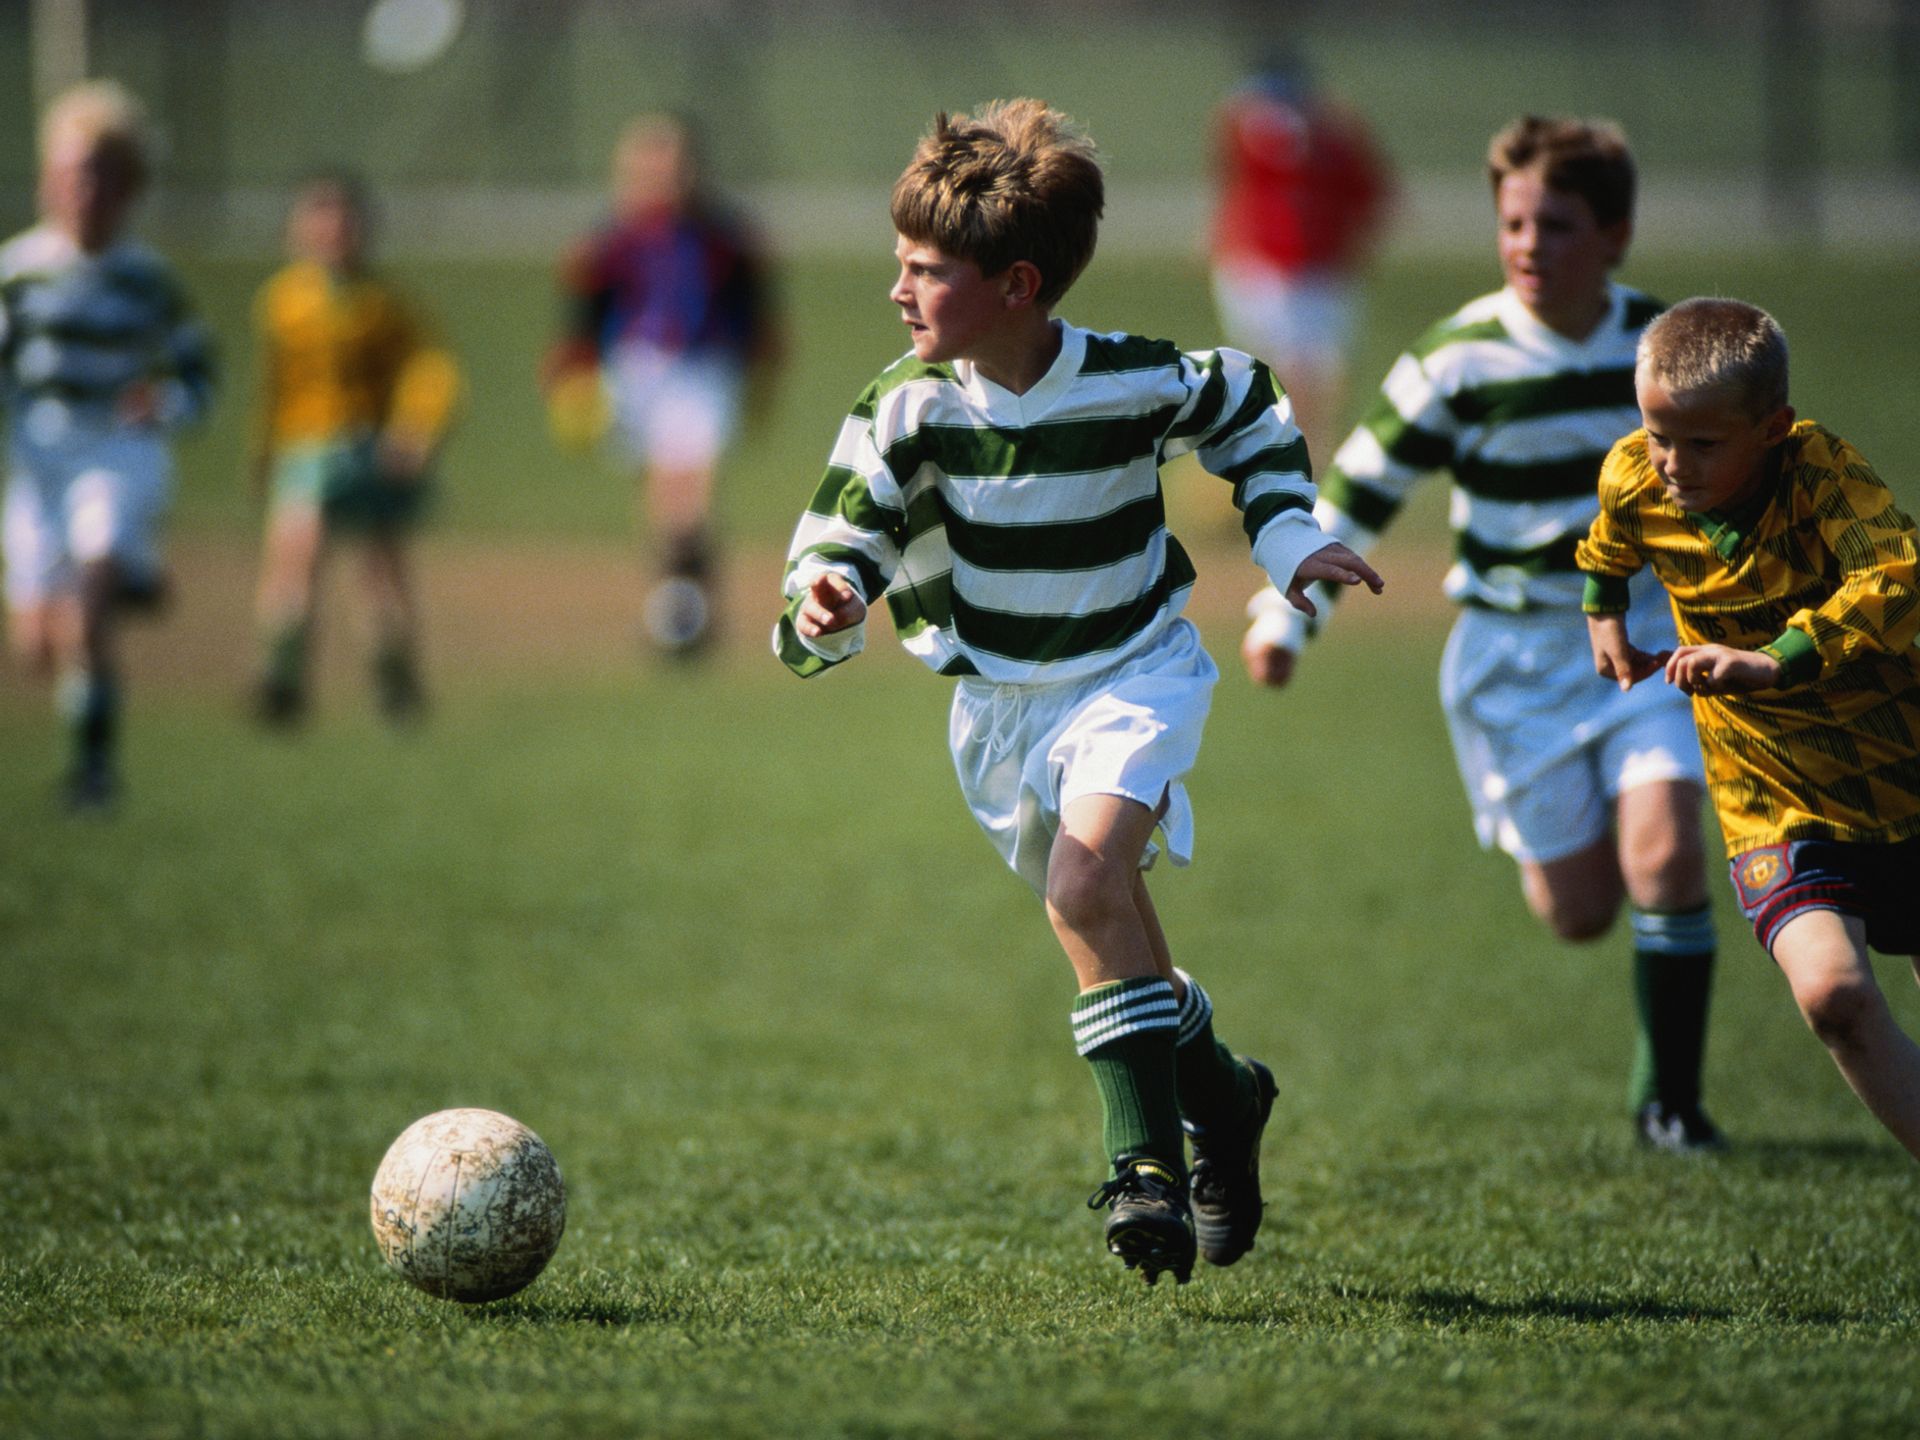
left=369, top=1107, right=566, bottom=1304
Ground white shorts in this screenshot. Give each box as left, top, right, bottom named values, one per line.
left=604, top=343, right=744, bottom=471
left=950, top=619, right=1219, bottom=896
left=4, top=430, right=172, bottom=609
left=1440, top=601, right=1705, bottom=864
left=1211, top=264, right=1360, bottom=375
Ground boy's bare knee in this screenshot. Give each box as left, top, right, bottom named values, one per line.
left=1546, top=904, right=1615, bottom=944
left=1795, top=974, right=1883, bottom=1050
left=1045, top=842, right=1131, bottom=935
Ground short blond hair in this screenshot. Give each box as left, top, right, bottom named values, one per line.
left=1487, top=115, right=1634, bottom=228
left=1638, top=298, right=1790, bottom=417
left=890, top=99, right=1103, bottom=307
left=40, top=79, right=151, bottom=189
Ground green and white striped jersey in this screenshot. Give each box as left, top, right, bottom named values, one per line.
left=0, top=225, right=215, bottom=447
left=1250, top=283, right=1660, bottom=646
left=775, top=322, right=1330, bottom=685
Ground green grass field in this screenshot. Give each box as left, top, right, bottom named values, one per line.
left=4, top=251, right=1920, bottom=1437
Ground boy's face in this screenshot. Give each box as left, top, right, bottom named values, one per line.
left=1636, top=373, right=1794, bottom=513
left=1496, top=167, right=1628, bottom=338
left=615, top=128, right=695, bottom=217
left=289, top=186, right=365, bottom=270
left=41, top=129, right=140, bottom=252
left=890, top=236, right=1016, bottom=365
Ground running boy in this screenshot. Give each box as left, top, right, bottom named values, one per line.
left=775, top=100, right=1382, bottom=1284
left=247, top=172, right=460, bottom=725
left=1240, top=116, right=1724, bottom=1151
left=546, top=113, right=780, bottom=655
left=1, top=81, right=215, bottom=810
left=1579, top=298, right=1920, bottom=1160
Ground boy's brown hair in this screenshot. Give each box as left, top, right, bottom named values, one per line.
left=890, top=99, right=1103, bottom=307
left=1638, top=298, right=1790, bottom=417
left=1487, top=115, right=1634, bottom=228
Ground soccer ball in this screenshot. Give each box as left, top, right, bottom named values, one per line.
left=369, top=1108, right=567, bottom=1303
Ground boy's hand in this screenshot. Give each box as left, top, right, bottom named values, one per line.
left=1587, top=614, right=1669, bottom=690
left=1666, top=644, right=1783, bottom=697
left=796, top=572, right=866, bottom=638
left=1240, top=629, right=1296, bottom=688
left=116, top=379, right=161, bottom=428
left=1285, top=543, right=1384, bottom=618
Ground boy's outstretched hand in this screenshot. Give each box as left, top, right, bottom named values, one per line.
left=1285, top=543, right=1384, bottom=618
left=1587, top=614, right=1669, bottom=690
left=1665, top=643, right=1783, bottom=697
left=796, top=572, right=867, bottom=638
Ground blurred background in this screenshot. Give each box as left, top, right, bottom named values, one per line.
left=0, top=0, right=1916, bottom=678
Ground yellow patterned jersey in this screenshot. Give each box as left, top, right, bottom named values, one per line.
left=1577, top=420, right=1920, bottom=854
left=251, top=260, right=459, bottom=455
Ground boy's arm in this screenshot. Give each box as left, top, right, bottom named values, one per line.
left=1575, top=445, right=1668, bottom=689
left=381, top=302, right=462, bottom=480
left=1169, top=347, right=1383, bottom=604
left=141, top=266, right=216, bottom=432
left=1244, top=347, right=1453, bottom=665
left=772, top=404, right=905, bottom=678
left=1763, top=451, right=1920, bottom=686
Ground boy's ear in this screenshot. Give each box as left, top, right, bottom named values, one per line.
left=1000, top=259, right=1045, bottom=309
left=1761, top=405, right=1796, bottom=446
left=1602, top=218, right=1632, bottom=268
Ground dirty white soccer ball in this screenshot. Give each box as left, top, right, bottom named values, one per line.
left=369, top=1107, right=566, bottom=1303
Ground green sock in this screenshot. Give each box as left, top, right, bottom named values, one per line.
left=58, top=669, right=118, bottom=776
left=1072, top=977, right=1184, bottom=1173
left=1171, top=967, right=1256, bottom=1133
left=373, top=637, right=422, bottom=716
left=261, top=618, right=309, bottom=696
left=1628, top=907, right=1717, bottom=1113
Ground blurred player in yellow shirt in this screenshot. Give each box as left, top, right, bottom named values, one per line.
left=248, top=172, right=459, bottom=724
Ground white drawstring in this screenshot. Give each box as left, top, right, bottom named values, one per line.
left=984, top=683, right=1026, bottom=759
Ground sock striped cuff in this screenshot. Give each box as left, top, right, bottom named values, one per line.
left=1072, top=977, right=1180, bottom=1056
left=1172, top=968, right=1213, bottom=1046
left=1632, top=906, right=1716, bottom=956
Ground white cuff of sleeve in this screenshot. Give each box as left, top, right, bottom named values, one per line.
left=1244, top=586, right=1309, bottom=650
left=1250, top=517, right=1338, bottom=604
left=796, top=619, right=867, bottom=663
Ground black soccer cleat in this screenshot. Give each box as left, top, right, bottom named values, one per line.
left=1086, top=1154, right=1195, bottom=1286
left=253, top=680, right=306, bottom=730
left=1186, top=1057, right=1278, bottom=1267
left=1636, top=1100, right=1727, bottom=1155
left=61, top=762, right=119, bottom=816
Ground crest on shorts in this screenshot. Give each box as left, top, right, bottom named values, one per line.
left=1738, top=848, right=1784, bottom=898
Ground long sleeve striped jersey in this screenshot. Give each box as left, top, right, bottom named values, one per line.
left=1577, top=420, right=1920, bottom=852
left=1249, top=283, right=1660, bottom=647
left=0, top=225, right=214, bottom=444
left=774, top=323, right=1331, bottom=685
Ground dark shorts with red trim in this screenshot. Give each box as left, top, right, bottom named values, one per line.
left=1729, top=836, right=1920, bottom=956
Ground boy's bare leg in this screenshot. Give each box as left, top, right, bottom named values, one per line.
left=361, top=532, right=423, bottom=720
left=7, top=597, right=61, bottom=675
left=61, top=558, right=124, bottom=804
left=639, top=461, right=718, bottom=651
left=1519, top=840, right=1625, bottom=942
left=1055, top=794, right=1194, bottom=1281
left=1617, top=780, right=1718, bottom=1137
left=1519, top=780, right=1719, bottom=1142
left=253, top=505, right=325, bottom=720
left=1775, top=909, right=1920, bottom=1161
left=1047, top=793, right=1163, bottom=989
left=255, top=505, right=325, bottom=629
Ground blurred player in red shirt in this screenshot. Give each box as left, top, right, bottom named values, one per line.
left=1211, top=53, right=1391, bottom=464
